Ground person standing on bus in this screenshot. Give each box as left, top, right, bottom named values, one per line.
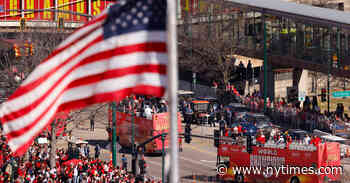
left=256, top=133, right=266, bottom=146
left=144, top=104, right=153, bottom=120
left=304, top=135, right=311, bottom=144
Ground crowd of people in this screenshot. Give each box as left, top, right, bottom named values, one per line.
left=117, top=96, right=168, bottom=119
left=0, top=128, right=161, bottom=183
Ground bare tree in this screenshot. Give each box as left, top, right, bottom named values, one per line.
left=178, top=3, right=249, bottom=86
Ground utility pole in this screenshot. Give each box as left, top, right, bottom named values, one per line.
left=161, top=134, right=166, bottom=183
left=131, top=98, right=137, bottom=175
left=263, top=12, right=268, bottom=111
left=112, top=102, right=117, bottom=167
left=50, top=120, right=57, bottom=169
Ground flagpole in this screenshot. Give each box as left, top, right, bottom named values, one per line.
left=167, top=0, right=179, bottom=182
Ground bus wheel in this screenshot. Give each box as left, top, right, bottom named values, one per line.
left=235, top=173, right=244, bottom=183
left=290, top=177, right=300, bottom=183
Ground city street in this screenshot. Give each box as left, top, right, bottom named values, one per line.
left=64, top=107, right=219, bottom=182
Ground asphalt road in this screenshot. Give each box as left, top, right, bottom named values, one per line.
left=64, top=107, right=350, bottom=183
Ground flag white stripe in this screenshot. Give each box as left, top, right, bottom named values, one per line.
left=8, top=73, right=167, bottom=152
left=22, top=29, right=104, bottom=86
left=57, top=10, right=107, bottom=50
left=22, top=30, right=166, bottom=87
left=2, top=31, right=166, bottom=118
left=62, top=73, right=167, bottom=103
left=3, top=51, right=167, bottom=133
left=69, top=52, right=168, bottom=82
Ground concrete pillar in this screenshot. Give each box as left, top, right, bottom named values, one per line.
left=293, top=68, right=303, bottom=87
left=298, top=69, right=310, bottom=95
left=293, top=69, right=311, bottom=96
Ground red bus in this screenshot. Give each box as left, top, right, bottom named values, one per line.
left=217, top=138, right=342, bottom=183
left=108, top=110, right=182, bottom=153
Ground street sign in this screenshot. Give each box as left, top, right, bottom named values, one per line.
left=332, top=91, right=350, bottom=98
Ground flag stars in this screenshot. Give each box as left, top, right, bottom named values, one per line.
left=142, top=5, right=148, bottom=11
left=115, top=18, right=121, bottom=24
left=136, top=1, right=142, bottom=7
left=120, top=0, right=126, bottom=5
left=131, top=8, right=137, bottom=14
left=121, top=22, right=128, bottom=28
left=126, top=15, right=132, bottom=21
left=132, top=19, right=139, bottom=25
left=143, top=17, right=149, bottom=24
left=137, top=12, right=143, bottom=18
left=110, top=25, right=117, bottom=31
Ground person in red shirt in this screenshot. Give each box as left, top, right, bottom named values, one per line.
left=237, top=125, right=243, bottom=136
left=256, top=133, right=266, bottom=146
left=312, top=136, right=321, bottom=146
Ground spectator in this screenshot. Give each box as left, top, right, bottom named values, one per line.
left=219, top=116, right=226, bottom=136
left=83, top=144, right=90, bottom=158
left=94, top=145, right=100, bottom=159
left=121, top=155, right=128, bottom=171
left=144, top=104, right=153, bottom=120
left=90, top=114, right=95, bottom=131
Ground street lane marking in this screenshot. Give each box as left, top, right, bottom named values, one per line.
left=179, top=156, right=214, bottom=169
left=183, top=144, right=217, bottom=156
left=200, top=160, right=217, bottom=163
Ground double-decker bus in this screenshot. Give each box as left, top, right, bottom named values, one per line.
left=217, top=136, right=342, bottom=183
left=108, top=108, right=182, bottom=153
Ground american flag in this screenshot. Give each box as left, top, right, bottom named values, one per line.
left=0, top=0, right=168, bottom=155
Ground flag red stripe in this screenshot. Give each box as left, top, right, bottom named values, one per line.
left=8, top=41, right=165, bottom=101
left=5, top=67, right=165, bottom=140
left=58, top=85, right=165, bottom=113
left=67, top=64, right=167, bottom=89
left=43, top=25, right=102, bottom=65
left=13, top=85, right=164, bottom=156
left=7, top=35, right=104, bottom=101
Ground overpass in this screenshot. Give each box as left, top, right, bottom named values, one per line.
left=177, top=0, right=350, bottom=100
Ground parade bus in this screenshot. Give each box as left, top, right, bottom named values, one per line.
left=217, top=136, right=342, bottom=183
left=108, top=109, right=183, bottom=153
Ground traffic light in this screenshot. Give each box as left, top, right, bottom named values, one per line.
left=58, top=17, right=64, bottom=30
left=214, top=130, right=220, bottom=147
left=20, top=18, right=26, bottom=30
left=321, top=88, right=327, bottom=102
left=184, top=124, right=192, bottom=144
left=24, top=42, right=29, bottom=56
left=13, top=44, right=20, bottom=58
left=29, top=43, right=34, bottom=55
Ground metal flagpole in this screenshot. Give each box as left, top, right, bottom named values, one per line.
left=167, top=0, right=179, bottom=182
left=112, top=102, right=117, bottom=167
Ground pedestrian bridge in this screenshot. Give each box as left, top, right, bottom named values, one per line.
left=178, top=0, right=350, bottom=78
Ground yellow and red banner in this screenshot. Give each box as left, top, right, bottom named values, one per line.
left=0, top=0, right=114, bottom=22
